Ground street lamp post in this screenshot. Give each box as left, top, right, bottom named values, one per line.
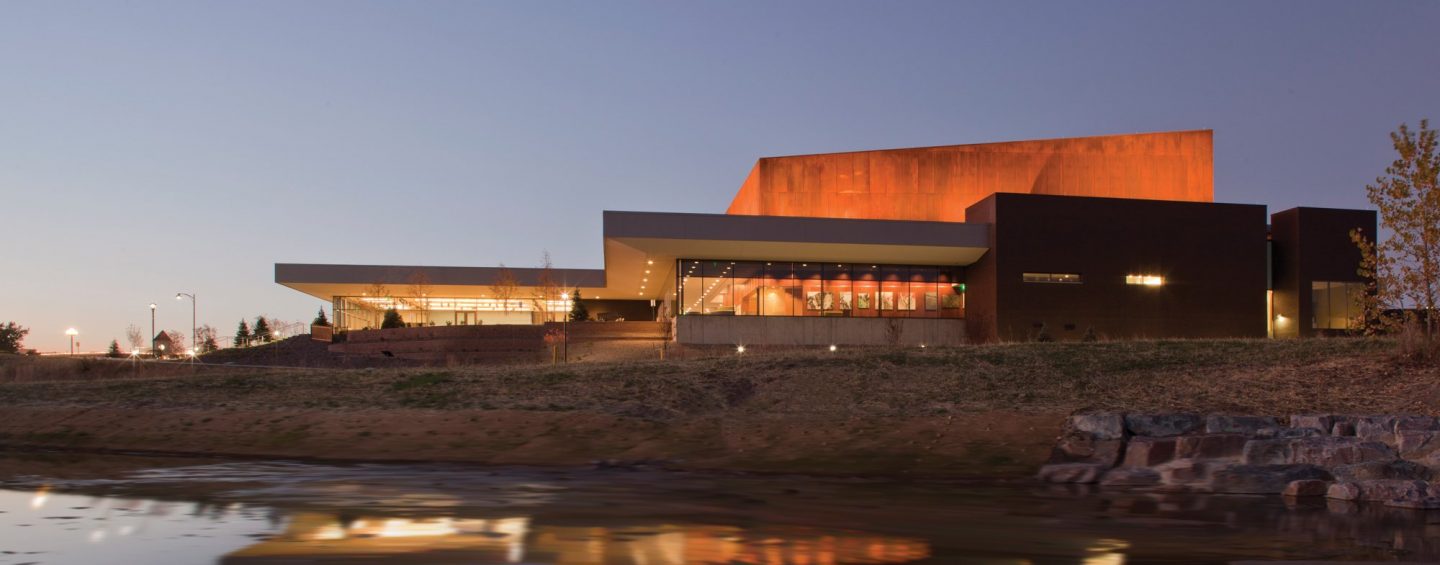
left=65, top=328, right=77, bottom=355
left=149, top=303, right=157, bottom=358
left=176, top=292, right=196, bottom=353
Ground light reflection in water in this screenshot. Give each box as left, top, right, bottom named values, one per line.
left=30, top=484, right=49, bottom=509
left=1083, top=538, right=1129, bottom=564
left=229, top=513, right=931, bottom=564
left=20, top=457, right=1440, bottom=563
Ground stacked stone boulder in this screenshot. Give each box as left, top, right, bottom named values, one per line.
left=1038, top=412, right=1440, bottom=508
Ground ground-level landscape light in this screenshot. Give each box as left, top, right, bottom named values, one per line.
left=736, top=345, right=745, bottom=354
left=828, top=344, right=837, bottom=352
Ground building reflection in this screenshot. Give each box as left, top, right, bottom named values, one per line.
left=223, top=513, right=932, bottom=564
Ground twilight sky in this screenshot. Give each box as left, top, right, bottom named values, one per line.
left=2, top=1, right=1437, bottom=352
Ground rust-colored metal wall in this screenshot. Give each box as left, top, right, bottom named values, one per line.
left=1269, top=207, right=1376, bottom=338
left=965, top=194, right=1268, bottom=342
left=726, top=130, right=1214, bottom=222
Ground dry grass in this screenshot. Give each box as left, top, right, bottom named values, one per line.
left=2, top=338, right=1435, bottom=419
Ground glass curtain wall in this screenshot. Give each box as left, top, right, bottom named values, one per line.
left=677, top=260, right=964, bottom=318
left=1311, top=281, right=1364, bottom=330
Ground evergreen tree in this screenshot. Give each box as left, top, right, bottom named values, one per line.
left=234, top=319, right=251, bottom=348
left=569, top=290, right=590, bottom=322
left=253, top=316, right=272, bottom=343
left=107, top=340, right=123, bottom=358
left=381, top=308, right=405, bottom=329
left=202, top=335, right=219, bottom=353
left=1031, top=323, right=1055, bottom=343
left=313, top=307, right=330, bottom=327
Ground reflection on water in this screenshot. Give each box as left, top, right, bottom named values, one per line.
left=2, top=453, right=1439, bottom=563
left=234, top=514, right=929, bottom=564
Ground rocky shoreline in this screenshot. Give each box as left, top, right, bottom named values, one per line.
left=1040, top=412, right=1440, bottom=508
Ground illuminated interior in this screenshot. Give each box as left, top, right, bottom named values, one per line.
left=678, top=260, right=964, bottom=318
left=333, top=296, right=573, bottom=330
left=1124, top=275, right=1165, bottom=286
left=1311, top=281, right=1363, bottom=330
left=1022, top=273, right=1083, bottom=284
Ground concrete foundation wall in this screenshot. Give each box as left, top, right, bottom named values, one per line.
left=677, top=316, right=964, bottom=346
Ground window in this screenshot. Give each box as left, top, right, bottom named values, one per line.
left=1125, top=275, right=1165, bottom=286
left=1312, top=281, right=1364, bottom=330
left=1023, top=272, right=1082, bottom=284
left=677, top=259, right=963, bottom=319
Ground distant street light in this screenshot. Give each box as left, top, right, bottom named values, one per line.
left=149, top=303, right=157, bottom=358
left=65, top=328, right=78, bottom=355
left=176, top=292, right=197, bottom=354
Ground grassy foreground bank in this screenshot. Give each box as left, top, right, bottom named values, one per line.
left=1, top=339, right=1436, bottom=476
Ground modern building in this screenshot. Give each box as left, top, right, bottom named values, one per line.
left=276, top=130, right=1374, bottom=344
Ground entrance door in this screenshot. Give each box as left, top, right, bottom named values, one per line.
left=455, top=311, right=478, bottom=326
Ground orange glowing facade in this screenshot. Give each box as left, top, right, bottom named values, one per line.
left=726, top=130, right=1214, bottom=222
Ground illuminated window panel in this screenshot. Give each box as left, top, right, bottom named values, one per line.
left=1311, top=281, right=1363, bottom=329
left=678, top=259, right=964, bottom=319
left=1125, top=275, right=1165, bottom=286
left=1022, top=272, right=1083, bottom=284
left=348, top=296, right=569, bottom=313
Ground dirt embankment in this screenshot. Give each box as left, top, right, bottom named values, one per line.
left=1, top=339, right=1435, bottom=477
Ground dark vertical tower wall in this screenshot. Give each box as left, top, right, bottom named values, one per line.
left=965, top=194, right=1269, bottom=342
left=1270, top=207, right=1377, bottom=338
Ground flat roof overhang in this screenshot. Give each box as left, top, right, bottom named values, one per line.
left=602, top=211, right=990, bottom=299
left=275, top=263, right=610, bottom=302
left=276, top=212, right=990, bottom=303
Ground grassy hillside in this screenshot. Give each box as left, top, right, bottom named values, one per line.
left=1, top=338, right=1432, bottom=416
left=2, top=338, right=1435, bottom=476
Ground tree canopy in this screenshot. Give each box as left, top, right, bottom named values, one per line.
left=0, top=322, right=28, bottom=354
left=1353, top=119, right=1440, bottom=341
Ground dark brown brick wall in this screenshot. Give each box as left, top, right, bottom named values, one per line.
left=966, top=193, right=1269, bottom=342
left=1270, top=207, right=1377, bottom=337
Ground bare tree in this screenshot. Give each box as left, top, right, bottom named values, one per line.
left=360, top=280, right=392, bottom=329
left=530, top=251, right=561, bottom=322
left=166, top=330, right=188, bottom=354
left=406, top=270, right=433, bottom=326
left=491, top=263, right=520, bottom=314
left=1351, top=119, right=1440, bottom=342
left=124, top=324, right=144, bottom=352
left=196, top=325, right=220, bottom=353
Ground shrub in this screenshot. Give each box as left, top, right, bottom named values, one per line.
left=1031, top=323, right=1055, bottom=343
left=1081, top=326, right=1099, bottom=343
left=381, top=308, right=405, bottom=329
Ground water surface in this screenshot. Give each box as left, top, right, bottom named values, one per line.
left=1, top=451, right=1437, bottom=564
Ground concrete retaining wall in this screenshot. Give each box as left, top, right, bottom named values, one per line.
left=330, top=322, right=670, bottom=364
left=677, top=316, right=964, bottom=346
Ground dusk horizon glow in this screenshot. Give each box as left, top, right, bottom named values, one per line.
left=3, top=1, right=1437, bottom=351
